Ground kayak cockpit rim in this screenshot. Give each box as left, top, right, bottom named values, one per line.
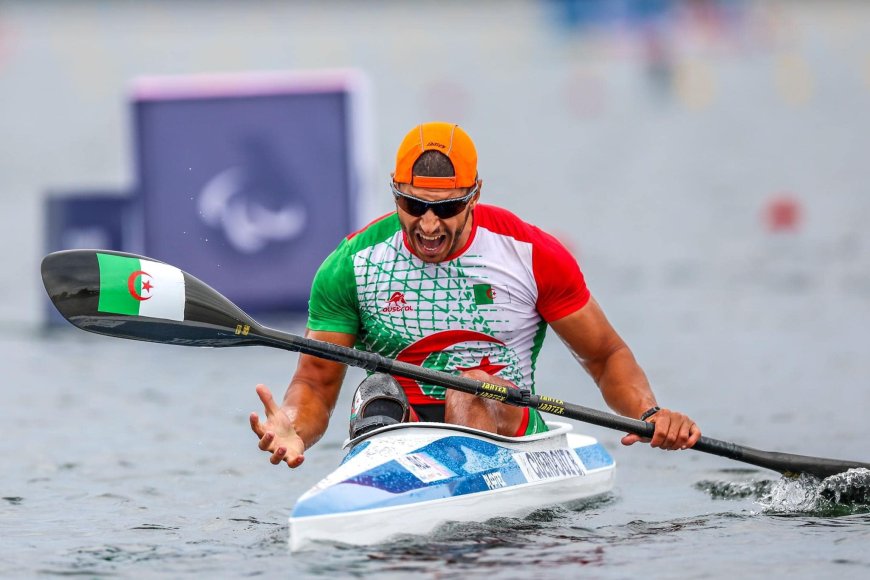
left=343, top=420, right=575, bottom=449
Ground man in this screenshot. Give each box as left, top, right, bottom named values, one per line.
left=251, top=122, right=700, bottom=468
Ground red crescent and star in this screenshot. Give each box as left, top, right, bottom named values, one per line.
left=127, top=270, right=153, bottom=301
left=393, top=330, right=507, bottom=395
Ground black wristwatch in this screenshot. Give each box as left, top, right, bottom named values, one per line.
left=640, top=406, right=661, bottom=421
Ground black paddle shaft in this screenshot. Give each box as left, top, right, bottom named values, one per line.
left=42, top=249, right=870, bottom=480
left=257, top=327, right=870, bottom=479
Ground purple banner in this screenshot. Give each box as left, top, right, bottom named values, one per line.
left=133, top=70, right=368, bottom=312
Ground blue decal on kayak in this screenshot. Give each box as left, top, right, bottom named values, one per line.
left=369, top=437, right=522, bottom=489
left=292, top=438, right=613, bottom=518
left=340, top=441, right=370, bottom=465
left=293, top=436, right=529, bottom=517
left=575, top=443, right=614, bottom=470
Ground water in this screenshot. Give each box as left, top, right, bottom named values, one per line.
left=3, top=300, right=870, bottom=578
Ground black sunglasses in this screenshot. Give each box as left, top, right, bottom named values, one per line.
left=390, top=182, right=479, bottom=219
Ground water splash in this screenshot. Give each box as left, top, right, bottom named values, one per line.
left=819, top=468, right=870, bottom=505
left=757, top=473, right=822, bottom=513
left=757, top=468, right=870, bottom=515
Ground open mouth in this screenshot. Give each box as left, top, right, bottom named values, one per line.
left=415, top=232, right=447, bottom=256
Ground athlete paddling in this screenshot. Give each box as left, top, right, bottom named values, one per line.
left=251, top=122, right=701, bottom=468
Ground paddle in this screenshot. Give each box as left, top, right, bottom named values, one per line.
left=42, top=249, right=870, bottom=480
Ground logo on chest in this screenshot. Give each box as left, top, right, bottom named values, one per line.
left=382, top=291, right=414, bottom=313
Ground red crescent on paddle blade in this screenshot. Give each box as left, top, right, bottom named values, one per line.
left=127, top=270, right=152, bottom=301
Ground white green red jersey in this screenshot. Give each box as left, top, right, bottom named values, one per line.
left=308, top=204, right=591, bottom=432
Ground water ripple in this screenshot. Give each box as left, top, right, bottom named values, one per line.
left=131, top=524, right=180, bottom=531
left=695, top=479, right=774, bottom=500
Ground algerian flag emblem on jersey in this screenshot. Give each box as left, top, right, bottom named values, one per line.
left=473, top=283, right=510, bottom=305
left=96, top=253, right=186, bottom=321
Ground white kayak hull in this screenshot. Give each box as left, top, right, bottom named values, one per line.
left=289, top=422, right=616, bottom=550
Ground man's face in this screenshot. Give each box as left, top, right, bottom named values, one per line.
left=393, top=182, right=480, bottom=263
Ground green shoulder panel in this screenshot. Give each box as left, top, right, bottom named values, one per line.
left=343, top=213, right=401, bottom=253
left=307, top=213, right=401, bottom=334
left=307, top=238, right=360, bottom=334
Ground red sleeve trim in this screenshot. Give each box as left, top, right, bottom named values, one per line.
left=532, top=230, right=590, bottom=322
left=541, top=285, right=590, bottom=322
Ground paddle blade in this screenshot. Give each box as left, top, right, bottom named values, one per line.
left=41, top=249, right=261, bottom=347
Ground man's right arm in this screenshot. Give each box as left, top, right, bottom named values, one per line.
left=250, top=330, right=357, bottom=468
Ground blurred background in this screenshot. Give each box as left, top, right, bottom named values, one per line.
left=0, top=0, right=868, bottom=411
left=3, top=0, right=870, bottom=328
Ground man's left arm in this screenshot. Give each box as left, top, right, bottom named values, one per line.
left=549, top=298, right=701, bottom=450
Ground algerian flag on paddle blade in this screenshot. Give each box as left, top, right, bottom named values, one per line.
left=96, top=253, right=186, bottom=321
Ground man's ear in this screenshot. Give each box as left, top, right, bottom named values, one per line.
left=468, top=182, right=482, bottom=211
left=472, top=179, right=483, bottom=202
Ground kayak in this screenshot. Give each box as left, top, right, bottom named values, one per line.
left=289, top=421, right=616, bottom=550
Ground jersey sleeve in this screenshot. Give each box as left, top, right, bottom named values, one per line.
left=307, top=239, right=361, bottom=334
left=532, top=229, right=591, bottom=322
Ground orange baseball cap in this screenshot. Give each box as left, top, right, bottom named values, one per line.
left=393, top=122, right=478, bottom=189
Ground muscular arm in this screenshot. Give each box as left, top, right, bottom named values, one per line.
left=280, top=330, right=356, bottom=448
left=549, top=299, right=656, bottom=419
left=549, top=298, right=700, bottom=449
left=251, top=329, right=356, bottom=467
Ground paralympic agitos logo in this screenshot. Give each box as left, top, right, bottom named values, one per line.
left=382, top=291, right=413, bottom=313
